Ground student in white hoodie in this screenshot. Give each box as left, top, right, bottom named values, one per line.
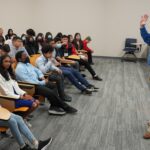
left=0, top=55, right=39, bottom=119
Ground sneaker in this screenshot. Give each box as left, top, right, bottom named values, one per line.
left=38, top=137, right=53, bottom=150
left=88, top=84, right=99, bottom=89
left=81, top=89, right=92, bottom=95
left=87, top=85, right=99, bottom=92
left=48, top=106, right=66, bottom=115
left=63, top=106, right=78, bottom=114
left=20, top=144, right=33, bottom=150
left=24, top=120, right=32, bottom=128
left=93, top=75, right=103, bottom=81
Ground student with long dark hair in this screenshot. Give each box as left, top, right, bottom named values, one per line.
left=5, top=29, right=14, bottom=40
left=45, top=32, right=53, bottom=43
left=35, top=33, right=45, bottom=54
left=25, top=36, right=38, bottom=55
left=73, top=33, right=94, bottom=64
left=0, top=55, right=39, bottom=119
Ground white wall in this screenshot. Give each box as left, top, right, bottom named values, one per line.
left=1, top=0, right=150, bottom=58
left=0, top=0, right=35, bottom=35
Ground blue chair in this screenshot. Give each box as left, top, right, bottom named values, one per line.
left=121, top=38, right=141, bottom=62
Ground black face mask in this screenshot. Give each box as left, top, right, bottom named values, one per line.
left=24, top=57, right=30, bottom=64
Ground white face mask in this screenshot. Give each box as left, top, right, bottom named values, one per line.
left=48, top=35, right=52, bottom=39
left=55, top=43, right=62, bottom=49
left=22, top=36, right=26, bottom=40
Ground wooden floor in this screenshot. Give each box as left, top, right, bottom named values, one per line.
left=1, top=58, right=150, bottom=150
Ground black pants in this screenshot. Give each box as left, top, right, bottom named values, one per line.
left=35, top=84, right=69, bottom=109
left=87, top=51, right=93, bottom=64
left=79, top=59, right=96, bottom=77
left=48, top=73, right=66, bottom=99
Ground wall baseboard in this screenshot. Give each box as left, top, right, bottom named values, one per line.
left=93, top=56, right=146, bottom=62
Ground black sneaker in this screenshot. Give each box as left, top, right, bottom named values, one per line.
left=38, top=137, right=53, bottom=150
left=93, top=75, right=103, bottom=81
left=20, top=144, right=32, bottom=150
left=81, top=89, right=92, bottom=95
left=48, top=106, right=66, bottom=115
left=63, top=106, right=78, bottom=114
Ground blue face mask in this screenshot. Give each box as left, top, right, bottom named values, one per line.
left=55, top=43, right=62, bottom=49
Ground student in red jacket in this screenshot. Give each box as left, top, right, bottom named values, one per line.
left=83, top=36, right=94, bottom=65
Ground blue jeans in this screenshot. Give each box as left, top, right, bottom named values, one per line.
left=60, top=66, right=90, bottom=91
left=0, top=114, right=36, bottom=147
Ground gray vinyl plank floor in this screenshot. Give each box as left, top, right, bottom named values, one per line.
left=1, top=58, right=150, bottom=150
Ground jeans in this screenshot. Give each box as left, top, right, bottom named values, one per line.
left=59, top=66, right=90, bottom=91
left=0, top=114, right=35, bottom=147
left=79, top=59, right=96, bottom=77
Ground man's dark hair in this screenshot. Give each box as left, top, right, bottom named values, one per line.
left=12, top=36, right=22, bottom=42
left=42, top=44, right=54, bottom=54
left=62, top=35, right=68, bottom=39
left=26, top=29, right=36, bottom=36
left=15, top=51, right=25, bottom=62
left=1, top=44, right=10, bottom=53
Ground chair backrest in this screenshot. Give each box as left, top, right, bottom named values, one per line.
left=125, top=38, right=137, bottom=49
left=30, top=54, right=41, bottom=66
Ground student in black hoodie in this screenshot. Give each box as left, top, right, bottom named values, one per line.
left=25, top=36, right=38, bottom=55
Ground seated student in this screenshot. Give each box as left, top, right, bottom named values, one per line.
left=0, top=55, right=39, bottom=119
left=5, top=29, right=14, bottom=40
left=25, top=36, right=38, bottom=55
left=15, top=51, right=77, bottom=115
left=82, top=36, right=94, bottom=65
left=8, top=36, right=29, bottom=61
left=0, top=106, right=52, bottom=150
left=37, top=44, right=98, bottom=95
left=35, top=33, right=45, bottom=54
left=0, top=28, right=5, bottom=49
left=68, top=34, right=88, bottom=61
left=35, top=45, right=72, bottom=102
left=54, top=37, right=80, bottom=71
left=59, top=35, right=102, bottom=81
left=45, top=32, right=53, bottom=43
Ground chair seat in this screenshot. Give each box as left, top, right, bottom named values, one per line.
left=14, top=107, right=29, bottom=112
left=0, top=127, right=8, bottom=132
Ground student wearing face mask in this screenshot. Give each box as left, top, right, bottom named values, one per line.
left=35, top=33, right=45, bottom=54
left=21, top=34, right=27, bottom=46
left=45, top=32, right=53, bottom=43
left=25, top=36, right=38, bottom=56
